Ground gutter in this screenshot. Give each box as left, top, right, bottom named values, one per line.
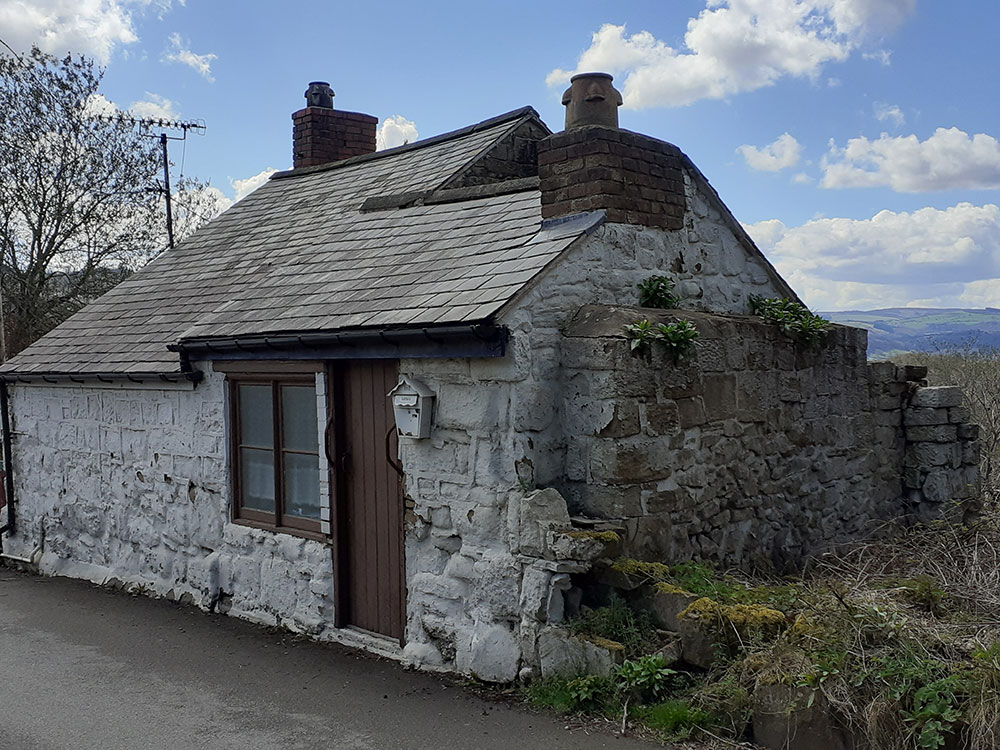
left=0, top=371, right=203, bottom=385
left=171, top=323, right=508, bottom=361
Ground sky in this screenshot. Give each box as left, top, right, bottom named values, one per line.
left=2, top=0, right=999, bottom=312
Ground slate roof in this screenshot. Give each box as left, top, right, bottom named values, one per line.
left=2, top=108, right=598, bottom=377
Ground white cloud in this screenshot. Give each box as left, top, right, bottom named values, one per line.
left=163, top=32, right=216, bottom=81
left=745, top=202, right=1000, bottom=309
left=822, top=127, right=1000, bottom=192
left=0, top=0, right=180, bottom=64
left=82, top=91, right=179, bottom=122
left=0, top=0, right=136, bottom=63
left=230, top=168, right=278, bottom=202
left=873, top=102, right=904, bottom=127
left=376, top=115, right=419, bottom=151
left=792, top=172, right=814, bottom=184
left=128, top=92, right=178, bottom=120
left=546, top=0, right=914, bottom=109
left=738, top=133, right=802, bottom=172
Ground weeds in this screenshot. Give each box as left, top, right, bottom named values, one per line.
left=624, top=318, right=700, bottom=359
left=749, top=294, right=831, bottom=345
left=637, top=275, right=682, bottom=309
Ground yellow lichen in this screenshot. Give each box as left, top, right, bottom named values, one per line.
left=565, top=530, right=622, bottom=543
left=655, top=581, right=695, bottom=596
left=611, top=558, right=671, bottom=582
left=581, top=635, right=626, bottom=652
left=679, top=597, right=786, bottom=636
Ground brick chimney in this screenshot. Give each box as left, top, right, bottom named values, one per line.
left=292, top=82, right=378, bottom=169
left=537, top=73, right=685, bottom=229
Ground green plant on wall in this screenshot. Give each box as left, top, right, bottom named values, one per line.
left=638, top=275, right=682, bottom=309
left=749, top=295, right=831, bottom=345
left=655, top=321, right=699, bottom=359
left=625, top=319, right=700, bottom=359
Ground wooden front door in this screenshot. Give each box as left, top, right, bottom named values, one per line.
left=332, top=359, right=405, bottom=642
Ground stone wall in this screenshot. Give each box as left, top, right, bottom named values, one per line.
left=560, top=305, right=980, bottom=568
left=2, top=370, right=338, bottom=635
left=396, top=177, right=794, bottom=676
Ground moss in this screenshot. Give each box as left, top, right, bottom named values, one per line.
left=582, top=635, right=626, bottom=652
left=565, top=530, right=621, bottom=543
left=655, top=581, right=695, bottom=596
left=680, top=597, right=786, bottom=639
left=612, top=558, right=671, bottom=582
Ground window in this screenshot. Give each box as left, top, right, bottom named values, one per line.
left=226, top=365, right=323, bottom=536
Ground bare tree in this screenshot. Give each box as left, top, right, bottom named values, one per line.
left=0, top=47, right=225, bottom=359
left=904, top=341, right=1000, bottom=505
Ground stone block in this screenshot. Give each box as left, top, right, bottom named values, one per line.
left=904, top=407, right=950, bottom=426
left=676, top=397, right=707, bottom=428
left=958, top=423, right=980, bottom=441
left=752, top=684, right=855, bottom=750
left=516, top=488, right=571, bottom=558
left=548, top=530, right=621, bottom=561
left=588, top=439, right=674, bottom=485
left=905, top=442, right=960, bottom=468
left=465, top=623, right=521, bottom=683
left=948, top=406, right=970, bottom=424
left=639, top=584, right=700, bottom=632
left=905, top=425, right=958, bottom=442
left=911, top=386, right=963, bottom=409
left=537, top=627, right=623, bottom=678
left=596, top=401, right=640, bottom=438
left=643, top=401, right=680, bottom=436
left=702, top=373, right=737, bottom=421
left=895, top=364, right=928, bottom=382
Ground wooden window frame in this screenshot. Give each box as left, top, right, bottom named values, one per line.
left=228, top=366, right=325, bottom=540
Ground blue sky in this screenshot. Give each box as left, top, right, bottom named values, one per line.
left=3, top=0, right=999, bottom=311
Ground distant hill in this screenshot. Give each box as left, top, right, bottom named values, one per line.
left=822, top=308, right=1000, bottom=358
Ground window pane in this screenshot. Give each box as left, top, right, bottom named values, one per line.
left=240, top=447, right=275, bottom=512
left=281, top=385, right=318, bottom=452
left=284, top=452, right=320, bottom=519
left=239, top=384, right=273, bottom=448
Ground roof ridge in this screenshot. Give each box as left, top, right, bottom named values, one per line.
left=271, top=106, right=541, bottom=180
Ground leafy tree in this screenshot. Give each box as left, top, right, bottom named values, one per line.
left=0, top=47, right=223, bottom=359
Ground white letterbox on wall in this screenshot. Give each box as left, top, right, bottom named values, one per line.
left=388, top=376, right=435, bottom=439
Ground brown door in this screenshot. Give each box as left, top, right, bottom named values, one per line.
left=332, top=359, right=405, bottom=642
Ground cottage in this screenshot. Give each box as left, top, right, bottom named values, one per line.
left=0, top=74, right=979, bottom=681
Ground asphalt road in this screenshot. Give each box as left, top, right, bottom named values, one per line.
left=0, top=566, right=659, bottom=750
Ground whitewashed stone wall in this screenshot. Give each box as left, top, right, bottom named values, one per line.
left=398, top=173, right=792, bottom=678
left=0, top=172, right=809, bottom=681
left=3, top=369, right=337, bottom=635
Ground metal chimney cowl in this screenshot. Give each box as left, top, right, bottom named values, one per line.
left=305, top=81, right=334, bottom=109
left=561, top=72, right=623, bottom=130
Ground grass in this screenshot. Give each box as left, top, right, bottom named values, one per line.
left=525, top=512, right=1000, bottom=749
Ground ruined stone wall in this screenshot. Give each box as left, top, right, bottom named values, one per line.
left=560, top=305, right=980, bottom=568
left=2, top=370, right=338, bottom=636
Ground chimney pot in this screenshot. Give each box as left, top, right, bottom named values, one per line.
left=562, top=72, right=623, bottom=130
left=305, top=81, right=335, bottom=109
